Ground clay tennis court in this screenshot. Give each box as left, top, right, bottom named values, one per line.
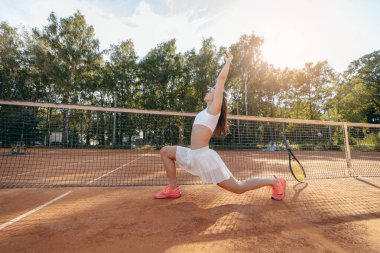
left=1, top=101, right=379, bottom=252
left=0, top=178, right=379, bottom=252
left=1, top=148, right=380, bottom=252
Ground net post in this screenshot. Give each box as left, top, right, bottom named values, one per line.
left=343, top=123, right=352, bottom=176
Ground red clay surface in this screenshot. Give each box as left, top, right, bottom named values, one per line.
left=1, top=178, right=379, bottom=253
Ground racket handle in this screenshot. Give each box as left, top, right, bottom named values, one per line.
left=283, top=135, right=290, bottom=149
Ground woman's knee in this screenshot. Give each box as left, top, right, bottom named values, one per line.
left=160, top=146, right=176, bottom=159
left=234, top=184, right=245, bottom=194
left=160, top=146, right=169, bottom=156
left=228, top=179, right=246, bottom=194
left=218, top=178, right=245, bottom=194
left=227, top=186, right=244, bottom=194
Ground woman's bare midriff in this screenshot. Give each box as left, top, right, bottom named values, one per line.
left=190, top=124, right=213, bottom=150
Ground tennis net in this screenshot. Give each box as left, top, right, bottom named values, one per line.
left=1, top=100, right=379, bottom=188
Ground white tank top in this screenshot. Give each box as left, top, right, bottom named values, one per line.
left=193, top=108, right=221, bottom=132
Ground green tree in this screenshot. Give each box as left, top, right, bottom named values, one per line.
left=137, top=39, right=187, bottom=147
left=138, top=39, right=185, bottom=110
left=106, top=40, right=139, bottom=145
left=285, top=61, right=334, bottom=120
left=107, top=40, right=139, bottom=107
left=276, top=67, right=296, bottom=118
left=335, top=78, right=373, bottom=122
left=0, top=22, right=41, bottom=146
left=33, top=11, right=102, bottom=145
left=338, top=50, right=380, bottom=123
left=229, top=34, right=264, bottom=116
left=0, top=22, right=29, bottom=100
left=183, top=37, right=221, bottom=112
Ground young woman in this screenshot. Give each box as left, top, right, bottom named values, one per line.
left=155, top=52, right=286, bottom=200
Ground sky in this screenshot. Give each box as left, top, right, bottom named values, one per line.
left=1, top=0, right=379, bottom=72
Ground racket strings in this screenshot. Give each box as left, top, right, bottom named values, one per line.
left=291, top=159, right=305, bottom=181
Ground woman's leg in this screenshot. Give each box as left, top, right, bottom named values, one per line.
left=217, top=176, right=277, bottom=194
left=160, top=146, right=178, bottom=188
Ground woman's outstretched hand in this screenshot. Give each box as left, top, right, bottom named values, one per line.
left=224, top=52, right=233, bottom=63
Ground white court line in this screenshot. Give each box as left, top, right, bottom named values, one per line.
left=353, top=155, right=380, bottom=160
left=0, top=191, right=72, bottom=231
left=0, top=154, right=147, bottom=229
left=86, top=155, right=146, bottom=185
left=44, top=150, right=98, bottom=154
left=236, top=153, right=346, bottom=160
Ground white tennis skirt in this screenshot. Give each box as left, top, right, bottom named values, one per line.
left=176, top=146, right=233, bottom=184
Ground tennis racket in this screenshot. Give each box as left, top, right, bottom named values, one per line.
left=283, top=136, right=306, bottom=182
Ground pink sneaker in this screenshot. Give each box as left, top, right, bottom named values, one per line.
left=154, top=185, right=182, bottom=199
left=271, top=176, right=286, bottom=201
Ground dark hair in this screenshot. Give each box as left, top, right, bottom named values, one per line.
left=213, top=91, right=228, bottom=137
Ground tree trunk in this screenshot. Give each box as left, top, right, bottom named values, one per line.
left=244, top=72, right=248, bottom=116
left=112, top=93, right=117, bottom=146
left=62, top=95, right=70, bottom=146
left=236, top=90, right=241, bottom=144
left=62, top=66, right=75, bottom=146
